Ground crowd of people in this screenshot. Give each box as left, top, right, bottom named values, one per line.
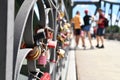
left=71, top=8, right=106, bottom=50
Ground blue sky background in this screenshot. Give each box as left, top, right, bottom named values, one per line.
left=34, top=0, right=120, bottom=26
left=72, top=0, right=120, bottom=26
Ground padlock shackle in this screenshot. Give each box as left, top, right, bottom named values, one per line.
left=29, top=70, right=44, bottom=80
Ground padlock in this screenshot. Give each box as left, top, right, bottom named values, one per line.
left=48, top=32, right=53, bottom=39
left=45, top=26, right=54, bottom=32
left=45, top=49, right=50, bottom=60
left=57, top=35, right=64, bottom=43
left=63, top=24, right=69, bottom=30
left=47, top=40, right=57, bottom=48
left=26, top=46, right=41, bottom=60
left=66, top=29, right=71, bottom=38
left=45, top=26, right=54, bottom=39
left=34, top=29, right=46, bottom=41
left=29, top=70, right=51, bottom=80
left=38, top=52, right=47, bottom=66
left=66, top=23, right=71, bottom=28
left=57, top=49, right=65, bottom=58
left=60, top=25, right=64, bottom=31
left=60, top=37, right=64, bottom=43
left=40, top=72, right=51, bottom=80
left=66, top=29, right=70, bottom=34
left=64, top=41, right=70, bottom=46
left=61, top=33, right=67, bottom=39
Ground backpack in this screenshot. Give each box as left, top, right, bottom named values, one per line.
left=104, top=18, right=109, bottom=27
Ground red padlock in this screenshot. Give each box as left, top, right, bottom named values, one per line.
left=30, top=71, right=51, bottom=80
left=45, top=27, right=54, bottom=39
left=40, top=72, right=51, bottom=80
left=47, top=40, right=57, bottom=48
left=38, top=53, right=47, bottom=66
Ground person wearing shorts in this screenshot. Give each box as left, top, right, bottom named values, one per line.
left=96, top=8, right=105, bottom=48
left=82, top=9, right=94, bottom=49
left=74, top=29, right=81, bottom=36
left=72, top=11, right=81, bottom=49
left=96, top=28, right=105, bottom=36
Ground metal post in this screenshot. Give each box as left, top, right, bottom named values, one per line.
left=0, top=0, right=14, bottom=80
left=109, top=4, right=113, bottom=26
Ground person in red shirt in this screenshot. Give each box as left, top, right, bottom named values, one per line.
left=96, top=8, right=105, bottom=48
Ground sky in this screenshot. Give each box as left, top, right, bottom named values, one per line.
left=34, top=0, right=120, bottom=27
left=72, top=0, right=120, bottom=26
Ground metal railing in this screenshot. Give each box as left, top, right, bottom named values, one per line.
left=14, top=0, right=70, bottom=80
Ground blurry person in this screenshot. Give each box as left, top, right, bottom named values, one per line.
left=96, top=8, right=105, bottom=48
left=83, top=9, right=94, bottom=49
left=90, top=26, right=94, bottom=39
left=72, top=11, right=81, bottom=49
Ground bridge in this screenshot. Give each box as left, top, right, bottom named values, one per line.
left=67, top=38, right=120, bottom=80
left=0, top=0, right=120, bottom=80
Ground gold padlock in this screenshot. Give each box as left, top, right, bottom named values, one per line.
left=26, top=46, right=41, bottom=60
left=57, top=35, right=65, bottom=43
left=66, top=23, right=71, bottom=28
left=60, top=26, right=64, bottom=31
left=63, top=24, right=69, bottom=31
left=60, top=37, right=65, bottom=43
left=57, top=49, right=65, bottom=58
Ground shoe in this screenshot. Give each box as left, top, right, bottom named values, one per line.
left=82, top=45, right=86, bottom=50
left=90, top=46, right=94, bottom=49
left=96, top=44, right=99, bottom=48
left=74, top=46, right=79, bottom=50
left=99, top=45, right=104, bottom=48
left=74, top=46, right=77, bottom=50
left=76, top=46, right=80, bottom=50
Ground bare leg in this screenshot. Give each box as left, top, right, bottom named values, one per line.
left=81, top=31, right=85, bottom=46
left=96, top=35, right=99, bottom=47
left=100, top=36, right=104, bottom=45
left=75, top=35, right=80, bottom=46
left=87, top=31, right=93, bottom=47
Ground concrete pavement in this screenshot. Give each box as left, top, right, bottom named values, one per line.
left=75, top=39, right=120, bottom=80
